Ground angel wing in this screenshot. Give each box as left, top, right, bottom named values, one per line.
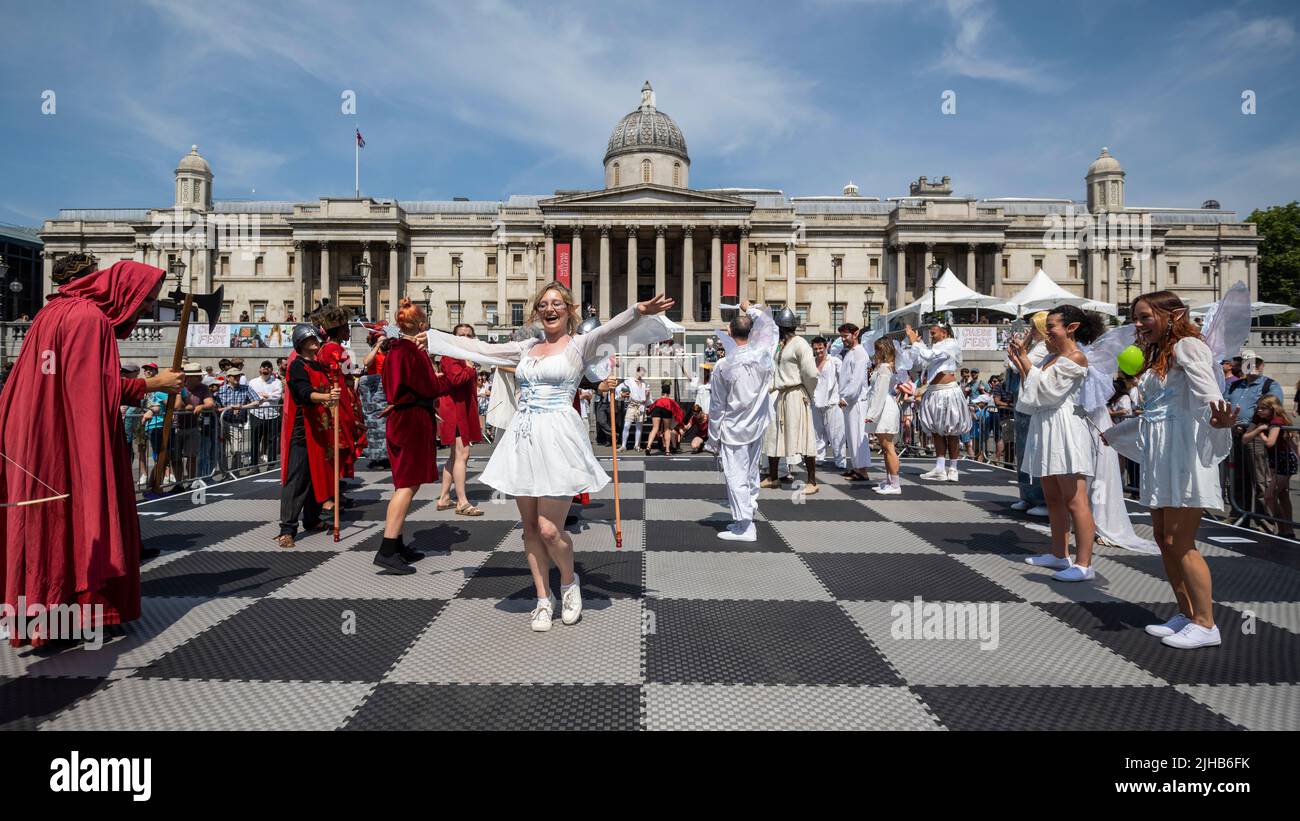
left=892, top=339, right=916, bottom=373
left=1083, top=324, right=1136, bottom=376
left=1200, top=281, right=1251, bottom=391
left=714, top=307, right=776, bottom=360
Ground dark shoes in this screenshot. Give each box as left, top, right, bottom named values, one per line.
left=373, top=552, right=415, bottom=575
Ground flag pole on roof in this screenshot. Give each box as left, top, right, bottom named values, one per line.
left=355, top=127, right=365, bottom=198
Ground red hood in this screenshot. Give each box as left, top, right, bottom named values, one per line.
left=52, top=261, right=166, bottom=339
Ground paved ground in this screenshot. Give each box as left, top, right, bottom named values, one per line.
left=3, top=454, right=1298, bottom=731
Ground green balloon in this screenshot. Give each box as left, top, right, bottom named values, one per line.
left=1117, top=345, right=1144, bottom=376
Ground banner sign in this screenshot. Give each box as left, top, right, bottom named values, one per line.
left=555, top=242, right=571, bottom=287
left=188, top=323, right=292, bottom=348
left=722, top=243, right=738, bottom=297
left=955, top=325, right=1000, bottom=351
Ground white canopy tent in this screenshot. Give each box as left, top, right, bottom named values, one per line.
left=1007, top=269, right=1118, bottom=317
left=1190, top=300, right=1295, bottom=319
left=884, top=269, right=1018, bottom=322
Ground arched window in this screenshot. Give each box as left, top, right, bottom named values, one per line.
left=642, top=159, right=652, bottom=183
left=613, top=162, right=620, bottom=186
left=673, top=162, right=680, bottom=187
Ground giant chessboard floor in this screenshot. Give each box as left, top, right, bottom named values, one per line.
left=4, top=455, right=1299, bottom=731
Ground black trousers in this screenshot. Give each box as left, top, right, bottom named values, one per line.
left=250, top=414, right=281, bottom=463
left=595, top=398, right=620, bottom=446
left=279, top=437, right=324, bottom=536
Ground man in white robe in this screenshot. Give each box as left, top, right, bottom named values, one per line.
left=761, top=308, right=821, bottom=493
left=811, top=336, right=845, bottom=470
left=708, top=302, right=778, bottom=541
left=838, top=325, right=873, bottom=480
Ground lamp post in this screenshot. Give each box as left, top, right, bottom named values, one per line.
left=1208, top=252, right=1225, bottom=302
left=927, top=260, right=942, bottom=320
left=423, top=285, right=432, bottom=316
left=1121, top=261, right=1135, bottom=317
left=356, top=256, right=372, bottom=321
left=832, top=257, right=840, bottom=326
left=865, top=285, right=875, bottom=326
left=454, top=256, right=463, bottom=323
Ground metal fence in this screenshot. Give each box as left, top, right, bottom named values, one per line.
left=123, top=401, right=283, bottom=499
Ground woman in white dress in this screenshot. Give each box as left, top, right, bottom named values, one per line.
left=904, top=322, right=969, bottom=482
left=1103, top=291, right=1239, bottom=649
left=1009, top=305, right=1105, bottom=582
left=865, top=337, right=902, bottom=494
left=420, top=282, right=674, bottom=632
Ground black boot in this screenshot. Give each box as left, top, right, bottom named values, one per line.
left=374, top=536, right=415, bottom=575
left=397, top=534, right=425, bottom=563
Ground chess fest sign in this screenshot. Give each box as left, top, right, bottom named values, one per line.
left=955, top=325, right=1000, bottom=351
left=722, top=243, right=738, bottom=297
left=555, top=242, right=571, bottom=287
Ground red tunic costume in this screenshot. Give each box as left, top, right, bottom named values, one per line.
left=318, top=339, right=365, bottom=477
left=0, top=261, right=163, bottom=645
left=383, top=338, right=450, bottom=488
left=279, top=351, right=335, bottom=504
left=436, top=356, right=481, bottom=446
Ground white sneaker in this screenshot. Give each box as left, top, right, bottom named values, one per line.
left=945, top=468, right=960, bottom=482
left=1026, top=505, right=1050, bottom=517
left=1145, top=614, right=1192, bottom=638
left=530, top=600, right=554, bottom=632
left=1052, top=564, right=1095, bottom=582
left=1161, top=622, right=1221, bottom=649
left=873, top=484, right=902, bottom=495
left=561, top=574, right=582, bottom=625
left=1010, top=500, right=1029, bottom=511
left=718, top=523, right=757, bottom=541
left=1025, top=553, right=1072, bottom=570
left=919, top=467, right=946, bottom=481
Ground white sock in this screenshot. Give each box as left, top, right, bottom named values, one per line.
left=934, top=457, right=946, bottom=472
left=537, top=597, right=552, bottom=611
left=889, top=474, right=900, bottom=487
left=561, top=573, right=580, bottom=592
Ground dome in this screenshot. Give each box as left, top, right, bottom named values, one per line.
left=176, top=144, right=211, bottom=176
left=604, top=82, right=689, bottom=164
left=1087, top=146, right=1123, bottom=176
left=842, top=180, right=860, bottom=197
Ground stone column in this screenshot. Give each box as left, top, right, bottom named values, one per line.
left=738, top=225, right=750, bottom=305
left=966, top=244, right=977, bottom=290
left=682, top=225, right=695, bottom=323
left=626, top=226, right=639, bottom=309
left=1087, top=250, right=1101, bottom=302
left=571, top=228, right=583, bottom=302
left=492, top=242, right=504, bottom=324
left=1106, top=250, right=1119, bottom=305
left=654, top=225, right=666, bottom=298
left=598, top=225, right=611, bottom=320
left=527, top=241, right=538, bottom=298
left=543, top=225, right=554, bottom=281
left=785, top=241, right=797, bottom=310
left=388, top=241, right=400, bottom=320
left=42, top=252, right=55, bottom=300
left=1248, top=255, right=1259, bottom=301
left=293, top=241, right=307, bottom=316
left=1151, top=247, right=1164, bottom=293
left=892, top=243, right=906, bottom=310
left=135, top=243, right=146, bottom=263
left=319, top=242, right=331, bottom=308
left=710, top=226, right=722, bottom=322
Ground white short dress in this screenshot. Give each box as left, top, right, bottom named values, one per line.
left=1018, top=356, right=1094, bottom=478
left=1105, top=337, right=1230, bottom=510
left=863, top=363, right=901, bottom=435
left=425, top=306, right=671, bottom=498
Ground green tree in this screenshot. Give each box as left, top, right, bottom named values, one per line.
left=1246, top=202, right=1300, bottom=324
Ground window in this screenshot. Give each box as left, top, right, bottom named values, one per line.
left=642, top=159, right=651, bottom=183
left=1202, top=265, right=1212, bottom=285
left=221, top=301, right=233, bottom=322
left=486, top=254, right=497, bottom=277
left=513, top=253, right=522, bottom=268
left=613, top=163, right=620, bottom=186
left=869, top=257, right=879, bottom=278
left=1168, top=263, right=1178, bottom=284
left=484, top=303, right=499, bottom=326
left=796, top=256, right=807, bottom=278
left=415, top=255, right=426, bottom=277
left=283, top=301, right=294, bottom=319
left=770, top=255, right=781, bottom=277
left=1032, top=257, right=1044, bottom=272
left=673, top=162, right=681, bottom=187
left=287, top=252, right=295, bottom=276
left=510, top=301, right=525, bottom=326
left=448, top=302, right=464, bottom=326
left=831, top=303, right=846, bottom=328
left=795, top=304, right=810, bottom=327
left=1001, top=256, right=1009, bottom=278
left=255, top=255, right=264, bottom=276
left=1068, top=258, right=1078, bottom=279
left=220, top=255, right=230, bottom=275
left=380, top=301, right=388, bottom=320
left=250, top=301, right=267, bottom=321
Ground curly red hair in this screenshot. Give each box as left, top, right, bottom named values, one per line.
left=1132, top=290, right=1201, bottom=378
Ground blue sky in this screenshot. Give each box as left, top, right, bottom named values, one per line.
left=1, top=0, right=1297, bottom=226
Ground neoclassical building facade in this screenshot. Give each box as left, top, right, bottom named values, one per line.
left=40, top=81, right=1261, bottom=337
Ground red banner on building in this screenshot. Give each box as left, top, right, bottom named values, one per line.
left=555, top=243, right=571, bottom=287
left=722, top=243, right=738, bottom=297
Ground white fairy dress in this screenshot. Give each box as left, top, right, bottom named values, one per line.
left=424, top=306, right=671, bottom=498
left=1018, top=356, right=1095, bottom=479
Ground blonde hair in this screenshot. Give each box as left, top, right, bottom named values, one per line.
left=526, top=280, right=580, bottom=336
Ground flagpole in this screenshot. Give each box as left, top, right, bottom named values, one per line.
left=354, top=127, right=359, bottom=198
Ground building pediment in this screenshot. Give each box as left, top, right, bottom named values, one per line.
left=540, top=184, right=755, bottom=211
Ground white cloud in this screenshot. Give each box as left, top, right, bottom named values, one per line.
left=931, top=0, right=1061, bottom=91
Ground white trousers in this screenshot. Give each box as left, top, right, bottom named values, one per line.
left=813, top=404, right=846, bottom=467
left=621, top=404, right=644, bottom=449
left=843, top=400, right=873, bottom=469
left=719, top=438, right=764, bottom=527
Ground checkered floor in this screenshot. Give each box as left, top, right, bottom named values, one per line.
left=4, top=455, right=1298, bottom=731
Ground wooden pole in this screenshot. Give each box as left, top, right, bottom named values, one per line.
left=150, top=291, right=195, bottom=493
left=332, top=376, right=341, bottom=542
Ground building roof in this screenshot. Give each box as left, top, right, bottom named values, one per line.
left=0, top=223, right=43, bottom=246
left=604, top=81, right=689, bottom=165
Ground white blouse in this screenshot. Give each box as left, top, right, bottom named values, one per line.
left=909, top=337, right=963, bottom=383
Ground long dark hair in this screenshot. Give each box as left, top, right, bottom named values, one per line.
left=1048, top=305, right=1105, bottom=345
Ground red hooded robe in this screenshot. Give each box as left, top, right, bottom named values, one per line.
left=279, top=350, right=335, bottom=504
left=0, top=261, right=164, bottom=645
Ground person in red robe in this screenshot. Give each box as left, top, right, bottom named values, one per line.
left=377, top=299, right=452, bottom=574
left=315, top=305, right=365, bottom=506
left=434, top=324, right=484, bottom=517
left=277, top=324, right=339, bottom=548
left=645, top=387, right=685, bottom=454
left=1, top=260, right=182, bottom=646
